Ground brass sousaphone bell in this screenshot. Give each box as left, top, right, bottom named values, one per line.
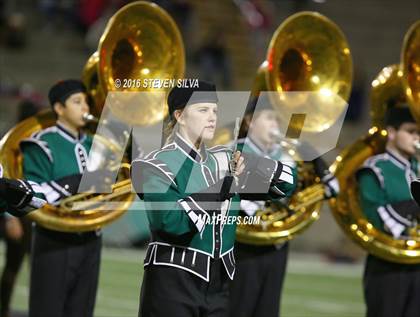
left=402, top=20, right=420, bottom=123
left=0, top=1, right=185, bottom=232
left=229, top=12, right=353, bottom=245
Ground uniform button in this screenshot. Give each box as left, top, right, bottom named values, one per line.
left=64, top=185, right=69, bottom=190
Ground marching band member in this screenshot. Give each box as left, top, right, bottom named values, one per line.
left=131, top=81, right=296, bottom=317
left=21, top=79, right=101, bottom=317
left=357, top=106, right=420, bottom=317
left=229, top=99, right=337, bottom=317
left=229, top=100, right=295, bottom=317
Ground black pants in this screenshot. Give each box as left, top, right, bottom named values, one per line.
left=364, top=254, right=420, bottom=317
left=0, top=218, right=31, bottom=317
left=229, top=242, right=289, bottom=317
left=29, top=226, right=102, bottom=317
left=139, top=259, right=230, bottom=317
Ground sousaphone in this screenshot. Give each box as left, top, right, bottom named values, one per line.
left=329, top=20, right=420, bottom=263
left=218, top=12, right=353, bottom=245
left=0, top=1, right=185, bottom=232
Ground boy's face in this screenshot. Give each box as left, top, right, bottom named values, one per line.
left=388, top=122, right=420, bottom=157
left=249, top=109, right=279, bottom=145
left=54, top=92, right=90, bottom=129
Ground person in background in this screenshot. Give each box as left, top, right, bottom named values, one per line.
left=21, top=79, right=102, bottom=317
left=357, top=106, right=420, bottom=317
left=229, top=98, right=337, bottom=317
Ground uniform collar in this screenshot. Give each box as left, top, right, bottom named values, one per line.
left=385, top=147, right=412, bottom=169
left=56, top=122, right=86, bottom=143
left=174, top=133, right=207, bottom=163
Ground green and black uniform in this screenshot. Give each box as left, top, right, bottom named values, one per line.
left=21, top=123, right=101, bottom=317
left=357, top=148, right=420, bottom=317
left=0, top=163, right=46, bottom=217
left=229, top=137, right=297, bottom=317
left=131, top=133, right=295, bottom=317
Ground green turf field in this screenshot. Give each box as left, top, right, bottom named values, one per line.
left=2, top=247, right=365, bottom=317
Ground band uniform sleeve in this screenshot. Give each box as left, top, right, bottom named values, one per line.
left=131, top=161, right=209, bottom=236
left=239, top=154, right=297, bottom=200
left=21, top=142, right=53, bottom=202
left=270, top=162, right=297, bottom=198
left=0, top=178, right=46, bottom=217
left=357, top=168, right=407, bottom=238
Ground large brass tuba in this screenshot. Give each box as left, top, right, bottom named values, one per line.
left=329, top=20, right=420, bottom=264
left=233, top=12, right=353, bottom=245
left=402, top=20, right=420, bottom=123
left=97, top=1, right=185, bottom=126
left=0, top=1, right=185, bottom=232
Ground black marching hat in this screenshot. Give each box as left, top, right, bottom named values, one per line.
left=244, top=95, right=274, bottom=116
left=167, top=81, right=218, bottom=117
left=385, top=105, right=416, bottom=128
left=48, top=79, right=86, bottom=106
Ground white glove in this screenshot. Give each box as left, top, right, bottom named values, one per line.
left=240, top=200, right=264, bottom=216
left=322, top=173, right=339, bottom=198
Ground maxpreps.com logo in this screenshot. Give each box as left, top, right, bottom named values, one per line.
left=201, top=214, right=261, bottom=225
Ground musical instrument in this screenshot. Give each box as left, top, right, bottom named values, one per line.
left=329, top=20, right=420, bottom=264
left=402, top=20, right=420, bottom=124
left=0, top=1, right=185, bottom=232
left=215, top=11, right=353, bottom=245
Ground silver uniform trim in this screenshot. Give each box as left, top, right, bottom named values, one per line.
left=377, top=206, right=405, bottom=238
left=151, top=244, right=211, bottom=282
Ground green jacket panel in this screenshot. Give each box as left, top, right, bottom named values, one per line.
left=132, top=137, right=239, bottom=257
left=132, top=133, right=298, bottom=281
left=20, top=124, right=92, bottom=205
